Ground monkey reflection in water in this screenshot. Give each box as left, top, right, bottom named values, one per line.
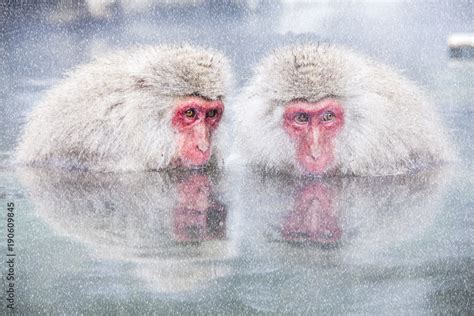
left=17, top=168, right=233, bottom=293
left=281, top=182, right=342, bottom=246
left=233, top=166, right=451, bottom=257
left=17, top=168, right=228, bottom=257
left=173, top=173, right=226, bottom=242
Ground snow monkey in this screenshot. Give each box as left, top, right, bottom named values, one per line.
left=233, top=44, right=454, bottom=176
left=16, top=45, right=232, bottom=172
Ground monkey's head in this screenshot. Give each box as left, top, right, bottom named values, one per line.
left=234, top=44, right=452, bottom=176
left=122, top=45, right=232, bottom=170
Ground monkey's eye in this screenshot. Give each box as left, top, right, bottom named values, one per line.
left=185, top=109, right=196, bottom=118
left=294, top=112, right=310, bottom=124
left=321, top=111, right=336, bottom=122
left=206, top=109, right=218, bottom=118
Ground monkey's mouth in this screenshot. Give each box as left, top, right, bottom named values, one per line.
left=299, top=153, right=331, bottom=175
left=178, top=149, right=212, bottom=167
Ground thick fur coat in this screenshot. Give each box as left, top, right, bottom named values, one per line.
left=233, top=44, right=454, bottom=176
left=16, top=45, right=233, bottom=172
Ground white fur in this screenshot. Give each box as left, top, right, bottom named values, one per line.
left=233, top=44, right=455, bottom=176
left=16, top=44, right=233, bottom=172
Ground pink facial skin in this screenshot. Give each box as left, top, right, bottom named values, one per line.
left=283, top=99, right=344, bottom=175
left=171, top=96, right=224, bottom=167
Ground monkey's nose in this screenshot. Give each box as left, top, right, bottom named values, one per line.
left=197, top=141, right=210, bottom=153
left=310, top=146, right=322, bottom=160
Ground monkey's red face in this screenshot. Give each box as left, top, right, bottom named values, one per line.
left=172, top=96, right=224, bottom=167
left=283, top=99, right=344, bottom=174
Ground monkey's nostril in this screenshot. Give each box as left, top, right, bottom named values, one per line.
left=310, top=148, right=322, bottom=160
left=197, top=143, right=210, bottom=153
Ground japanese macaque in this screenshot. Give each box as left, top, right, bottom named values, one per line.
left=15, top=45, right=232, bottom=172
left=233, top=44, right=455, bottom=176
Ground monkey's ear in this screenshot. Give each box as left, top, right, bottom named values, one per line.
left=134, top=78, right=153, bottom=89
